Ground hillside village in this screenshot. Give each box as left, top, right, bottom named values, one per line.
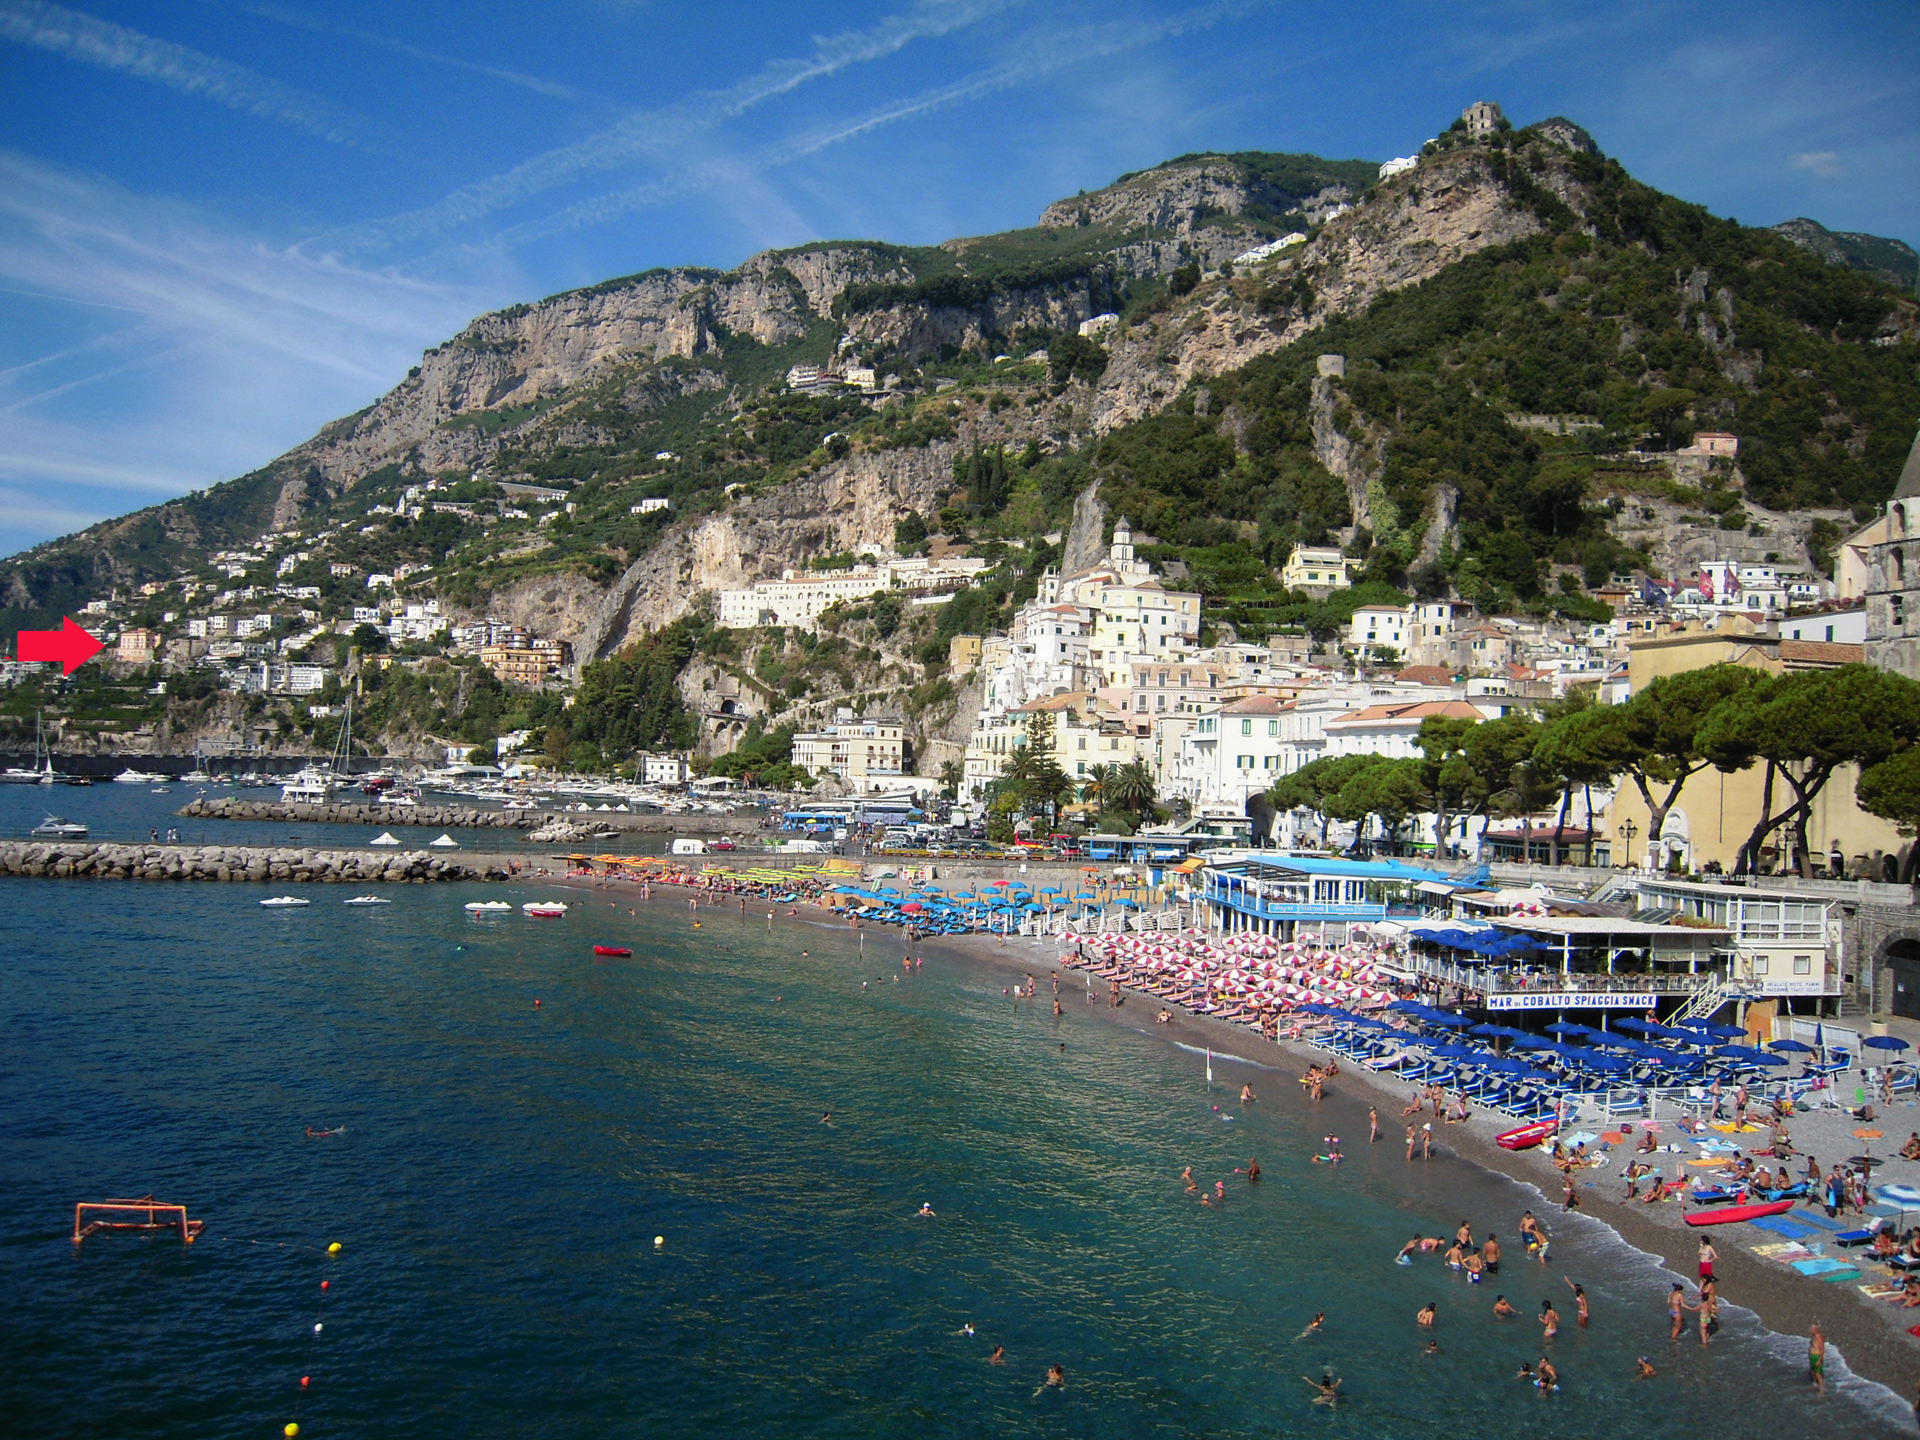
left=6, top=102, right=1920, bottom=894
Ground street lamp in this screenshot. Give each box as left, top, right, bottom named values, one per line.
left=1617, top=818, right=1639, bottom=868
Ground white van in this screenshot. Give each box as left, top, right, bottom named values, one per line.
left=669, top=838, right=706, bottom=856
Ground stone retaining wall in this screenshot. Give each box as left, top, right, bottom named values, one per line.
left=0, top=840, right=513, bottom=884
left=178, top=796, right=538, bottom=829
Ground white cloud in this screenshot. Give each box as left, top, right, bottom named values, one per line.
left=1791, top=150, right=1844, bottom=178
left=0, top=151, right=497, bottom=554
left=318, top=0, right=1017, bottom=253
left=0, top=1, right=385, bottom=149
left=476, top=0, right=1267, bottom=250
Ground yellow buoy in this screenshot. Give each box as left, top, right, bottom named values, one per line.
left=286, top=1424, right=300, bottom=1438
left=327, top=1242, right=342, bottom=1254
left=654, top=1235, right=664, bottom=1247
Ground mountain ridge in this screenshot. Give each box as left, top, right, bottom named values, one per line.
left=5, top=112, right=1918, bottom=677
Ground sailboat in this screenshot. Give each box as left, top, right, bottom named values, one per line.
left=282, top=697, right=354, bottom=804
left=1, top=710, right=51, bottom=783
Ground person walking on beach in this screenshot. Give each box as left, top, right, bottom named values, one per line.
left=1561, top=1171, right=1579, bottom=1212
left=1709, top=1077, right=1723, bottom=1119
left=1421, top=1123, right=1433, bottom=1161
left=1696, top=1278, right=1718, bottom=1347
left=1406, top=1123, right=1417, bottom=1162
left=1808, top=1321, right=1826, bottom=1395
left=1697, top=1236, right=1717, bottom=1284
left=1369, top=1106, right=1380, bottom=1142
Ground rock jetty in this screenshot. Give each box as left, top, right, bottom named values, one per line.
left=179, top=796, right=537, bottom=828
left=0, top=840, right=514, bottom=884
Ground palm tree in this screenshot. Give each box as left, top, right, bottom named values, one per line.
left=1107, top=760, right=1156, bottom=818
left=1080, top=762, right=1113, bottom=808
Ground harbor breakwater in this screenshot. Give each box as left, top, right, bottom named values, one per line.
left=0, top=840, right=513, bottom=883
left=177, top=796, right=538, bottom=829
left=175, top=796, right=750, bottom=834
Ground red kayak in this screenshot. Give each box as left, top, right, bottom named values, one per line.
left=592, top=945, right=632, bottom=957
left=1684, top=1199, right=1793, bottom=1227
left=1496, top=1121, right=1557, bottom=1151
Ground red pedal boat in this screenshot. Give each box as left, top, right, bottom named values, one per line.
left=1495, top=1121, right=1557, bottom=1151
left=592, top=945, right=632, bottom=957
left=1684, top=1199, right=1794, bottom=1227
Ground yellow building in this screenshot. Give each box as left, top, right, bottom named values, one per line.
left=1280, top=545, right=1354, bottom=594
left=947, top=633, right=983, bottom=671
left=1603, top=623, right=1906, bottom=877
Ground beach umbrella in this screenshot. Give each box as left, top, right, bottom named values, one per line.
left=1511, top=1037, right=1558, bottom=1051
left=1544, top=1022, right=1595, bottom=1037
left=1768, top=1038, right=1815, bottom=1054
left=1742, top=1052, right=1788, bottom=1067
left=1482, top=1056, right=1529, bottom=1074
left=1631, top=1046, right=1687, bottom=1065
left=1713, top=1044, right=1766, bottom=1061
left=1699, top=1024, right=1746, bottom=1040
left=1865, top=1036, right=1912, bottom=1053
left=1613, top=1017, right=1658, bottom=1033
left=1425, top=1012, right=1470, bottom=1028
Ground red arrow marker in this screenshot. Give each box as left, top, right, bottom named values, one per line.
left=17, top=616, right=106, bottom=675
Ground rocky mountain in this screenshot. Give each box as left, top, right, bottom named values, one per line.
left=6, top=108, right=1919, bottom=716
left=1772, top=217, right=1919, bottom=292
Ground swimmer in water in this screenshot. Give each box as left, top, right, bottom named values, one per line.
left=1395, top=1234, right=1423, bottom=1264
left=1536, top=1356, right=1558, bottom=1392
left=1182, top=1167, right=1197, bottom=1192
left=1215, top=1180, right=1226, bottom=1201
left=958, top=1323, right=975, bottom=1337
left=1516, top=1361, right=1534, bottom=1384
left=1241, top=1083, right=1255, bottom=1105
left=304, top=1126, right=345, bottom=1138
left=1043, top=1364, right=1065, bottom=1391
left=1302, top=1373, right=1341, bottom=1406
left=1296, top=1313, right=1324, bottom=1340
left=1416, top=1301, right=1437, bottom=1328
left=821, top=1112, right=833, bottom=1125
left=989, top=1346, right=1004, bottom=1365
left=917, top=1202, right=936, bottom=1217
left=1635, top=1356, right=1657, bottom=1379
left=1493, top=1295, right=1517, bottom=1318
left=1424, top=1338, right=1440, bottom=1356
left=1246, top=1157, right=1261, bottom=1182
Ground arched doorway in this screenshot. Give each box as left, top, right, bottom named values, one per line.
left=1887, top=937, right=1920, bottom=1020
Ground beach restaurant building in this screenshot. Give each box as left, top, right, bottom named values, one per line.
left=1394, top=915, right=1733, bottom=1015
left=1200, top=854, right=1446, bottom=941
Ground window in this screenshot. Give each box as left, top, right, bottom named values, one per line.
left=1268, top=719, right=1278, bottom=736
left=1241, top=718, right=1253, bottom=735
left=1792, top=955, right=1812, bottom=976
left=1752, top=956, right=1770, bottom=975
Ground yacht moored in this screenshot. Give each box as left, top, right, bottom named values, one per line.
left=30, top=814, right=88, bottom=839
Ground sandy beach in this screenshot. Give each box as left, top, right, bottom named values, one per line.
left=545, top=865, right=1919, bottom=1413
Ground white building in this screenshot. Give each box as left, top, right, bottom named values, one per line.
left=1348, top=605, right=1409, bottom=654
left=1078, top=313, right=1119, bottom=338
left=717, top=557, right=989, bottom=631
left=642, top=754, right=689, bottom=786
left=630, top=498, right=670, bottom=515
left=792, top=714, right=906, bottom=792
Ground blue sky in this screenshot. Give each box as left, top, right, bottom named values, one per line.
left=0, top=0, right=1915, bottom=557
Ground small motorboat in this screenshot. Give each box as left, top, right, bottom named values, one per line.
left=464, top=900, right=513, bottom=913
left=1683, top=1199, right=1795, bottom=1227
left=30, top=814, right=88, bottom=839
left=260, top=895, right=310, bottom=908
left=523, top=901, right=568, bottom=918
left=342, top=895, right=391, bottom=906
left=1495, top=1121, right=1557, bottom=1151
left=593, top=945, right=633, bottom=957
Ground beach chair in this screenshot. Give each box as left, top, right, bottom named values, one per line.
left=1600, top=1092, right=1647, bottom=1120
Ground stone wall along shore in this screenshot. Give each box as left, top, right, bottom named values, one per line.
left=0, top=840, right=514, bottom=884
left=178, top=796, right=538, bottom=829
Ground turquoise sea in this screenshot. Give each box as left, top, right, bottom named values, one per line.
left=0, top=876, right=1910, bottom=1437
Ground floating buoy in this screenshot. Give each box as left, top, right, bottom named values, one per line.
left=286, top=1425, right=300, bottom=1438
left=320, top=1280, right=328, bottom=1291
left=300, top=1376, right=310, bottom=1388
left=534, top=999, right=541, bottom=1008
left=654, top=1235, right=664, bottom=1248
left=314, top=1322, right=323, bottom=1334
left=327, top=1242, right=341, bottom=1254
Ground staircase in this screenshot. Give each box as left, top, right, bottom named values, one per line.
left=1669, top=979, right=1752, bottom=1027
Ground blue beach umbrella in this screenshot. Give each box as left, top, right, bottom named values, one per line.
left=1864, top=1036, right=1912, bottom=1053
left=1768, top=1038, right=1815, bottom=1054
left=1425, top=1012, right=1470, bottom=1028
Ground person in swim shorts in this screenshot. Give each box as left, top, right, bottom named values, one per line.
left=1482, top=1233, right=1501, bottom=1272
left=1808, top=1321, right=1826, bottom=1394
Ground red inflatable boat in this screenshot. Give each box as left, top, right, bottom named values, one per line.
left=592, top=945, right=632, bottom=957
left=1684, top=1199, right=1794, bottom=1227
left=1495, top=1121, right=1557, bottom=1151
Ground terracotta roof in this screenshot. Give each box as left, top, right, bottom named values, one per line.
left=1327, top=700, right=1483, bottom=726
left=1220, top=694, right=1284, bottom=714
left=1778, top=640, right=1865, bottom=665
left=1395, top=665, right=1459, bottom=685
